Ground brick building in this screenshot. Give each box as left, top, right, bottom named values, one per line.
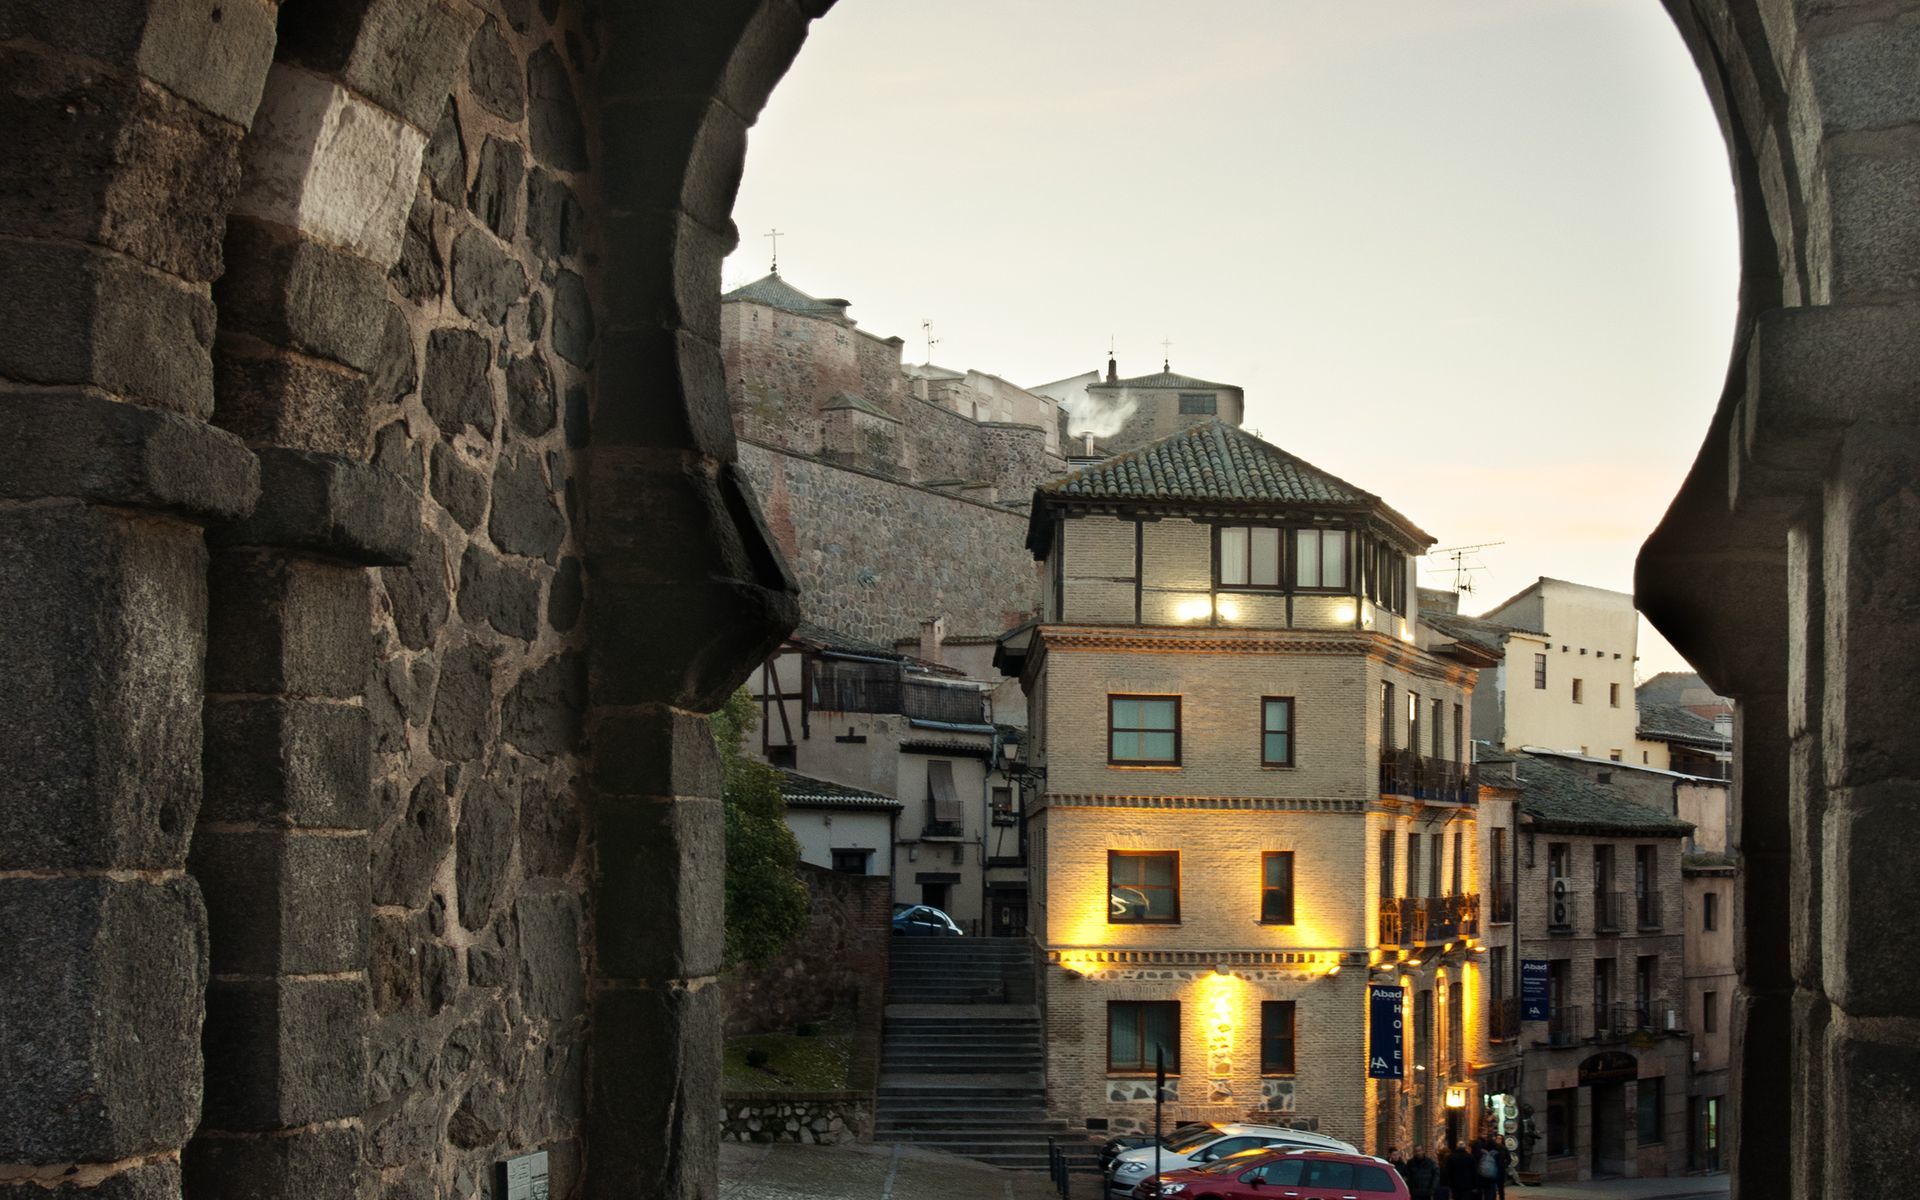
left=999, top=422, right=1499, bottom=1149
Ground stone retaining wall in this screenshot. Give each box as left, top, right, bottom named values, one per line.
left=719, top=1092, right=873, bottom=1145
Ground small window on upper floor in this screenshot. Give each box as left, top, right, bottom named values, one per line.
left=1219, top=526, right=1283, bottom=588
left=1178, top=392, right=1217, bottom=415
left=1534, top=654, right=1548, bottom=689
left=1610, top=682, right=1621, bottom=707
left=1572, top=678, right=1585, bottom=704
left=1295, top=528, right=1348, bottom=590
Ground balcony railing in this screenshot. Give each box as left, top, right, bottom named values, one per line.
left=1376, top=894, right=1481, bottom=946
left=1489, top=996, right=1521, bottom=1043
left=919, top=820, right=964, bottom=839
left=1637, top=890, right=1664, bottom=930
left=1489, top=885, right=1514, bottom=925
left=1593, top=890, right=1625, bottom=933
left=1544, top=1004, right=1583, bottom=1047
left=1378, top=749, right=1478, bottom=804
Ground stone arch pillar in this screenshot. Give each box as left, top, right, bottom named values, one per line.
left=1644, top=4, right=1920, bottom=1199
left=0, top=3, right=275, bottom=1194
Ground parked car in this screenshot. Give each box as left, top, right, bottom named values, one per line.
left=1130, top=1148, right=1409, bottom=1200
left=890, top=904, right=963, bottom=936
left=1107, top=1125, right=1358, bottom=1200
left=1100, top=1123, right=1212, bottom=1173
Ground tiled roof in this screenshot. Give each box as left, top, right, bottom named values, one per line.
left=1094, top=369, right=1240, bottom=391
left=1514, top=754, right=1694, bottom=837
left=721, top=272, right=851, bottom=317
left=1421, top=609, right=1543, bottom=653
left=1040, top=421, right=1374, bottom=507
left=777, top=769, right=900, bottom=810
left=1637, top=702, right=1729, bottom=747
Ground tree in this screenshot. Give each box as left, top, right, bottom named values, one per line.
left=711, top=688, right=808, bottom=967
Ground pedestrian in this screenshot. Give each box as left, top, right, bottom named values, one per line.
left=1443, top=1139, right=1478, bottom=1200
left=1474, top=1138, right=1501, bottom=1200
left=1493, top=1136, right=1513, bottom=1200
left=1387, top=1147, right=1406, bottom=1178
left=1403, top=1146, right=1439, bottom=1200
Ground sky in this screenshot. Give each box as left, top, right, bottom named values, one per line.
left=722, top=0, right=1741, bottom=680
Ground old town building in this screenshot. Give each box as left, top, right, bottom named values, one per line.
left=1000, top=421, right=1496, bottom=1148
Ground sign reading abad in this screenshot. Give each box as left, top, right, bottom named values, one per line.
left=1521, top=959, right=1550, bottom=1022
left=1368, top=985, right=1405, bottom=1079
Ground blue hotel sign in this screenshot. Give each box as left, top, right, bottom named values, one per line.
left=1521, top=959, right=1550, bottom=1021
left=1368, top=985, right=1404, bottom=1079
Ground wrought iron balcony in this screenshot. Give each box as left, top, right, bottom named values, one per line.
left=1637, top=889, right=1664, bottom=930
left=1593, top=890, right=1626, bottom=933
left=1377, top=749, right=1478, bottom=804
left=1489, top=996, right=1521, bottom=1043
left=1375, top=894, right=1481, bottom=946
left=919, top=820, right=964, bottom=839
left=1543, top=1004, right=1583, bottom=1048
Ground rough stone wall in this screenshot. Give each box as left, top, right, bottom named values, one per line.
left=355, top=5, right=596, bottom=1197
left=722, top=863, right=890, bottom=1038
left=739, top=441, right=1042, bottom=642
left=719, top=1095, right=871, bottom=1144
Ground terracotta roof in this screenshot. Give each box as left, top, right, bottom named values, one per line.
left=1636, top=703, right=1729, bottom=747
left=1041, top=420, right=1369, bottom=506
left=1420, top=609, right=1543, bottom=653
left=777, top=770, right=900, bottom=810
left=1093, top=369, right=1241, bottom=391
left=1514, top=754, right=1693, bottom=837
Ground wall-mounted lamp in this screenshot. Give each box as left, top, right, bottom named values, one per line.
left=1445, top=1086, right=1468, bottom=1109
left=1214, top=962, right=1230, bottom=976
left=1405, top=957, right=1423, bottom=969
left=1323, top=963, right=1342, bottom=977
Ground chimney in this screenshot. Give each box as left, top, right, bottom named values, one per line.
left=919, top=615, right=946, bottom=665
left=1106, top=354, right=1118, bottom=384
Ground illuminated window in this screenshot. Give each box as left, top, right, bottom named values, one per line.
left=1109, top=695, right=1180, bottom=764
left=1260, top=851, right=1295, bottom=924
left=1294, top=528, right=1348, bottom=589
left=1218, top=526, right=1282, bottom=588
left=1261, top=697, right=1294, bottom=766
left=1108, top=1000, right=1179, bottom=1073
left=1260, top=1000, right=1297, bottom=1074
left=1109, top=850, right=1179, bottom=923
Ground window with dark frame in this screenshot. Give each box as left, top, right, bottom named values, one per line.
left=1610, top=682, right=1621, bottom=707
left=1428, top=832, right=1443, bottom=898
left=1703, top=890, right=1719, bottom=931
left=1294, top=528, right=1348, bottom=589
left=1453, top=703, right=1463, bottom=763
left=1108, top=1000, right=1180, bottom=1073
left=1109, top=695, right=1180, bottom=765
left=1218, top=526, right=1283, bottom=588
left=830, top=849, right=870, bottom=874
left=1260, top=851, right=1295, bottom=924
left=1109, top=850, right=1179, bottom=923
left=1260, top=1000, right=1297, bottom=1074
left=1178, top=392, right=1217, bottom=415
left=1407, top=690, right=1421, bottom=755
left=1534, top=653, right=1548, bottom=689
left=1451, top=830, right=1463, bottom=895
left=1572, top=678, right=1585, bottom=704
left=1704, top=990, right=1718, bottom=1033
left=1406, top=831, right=1422, bottom=899
left=1431, top=697, right=1444, bottom=759
left=1261, top=697, right=1295, bottom=766
left=1381, top=682, right=1395, bottom=750
left=1379, top=831, right=1396, bottom=899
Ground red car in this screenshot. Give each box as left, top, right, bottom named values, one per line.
left=1131, top=1148, right=1409, bottom=1200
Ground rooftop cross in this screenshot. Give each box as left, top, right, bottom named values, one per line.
left=765, top=228, right=783, bottom=273
left=1160, top=336, right=1173, bottom=371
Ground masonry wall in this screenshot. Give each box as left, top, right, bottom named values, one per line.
left=723, top=864, right=890, bottom=1040
left=739, top=441, right=1043, bottom=642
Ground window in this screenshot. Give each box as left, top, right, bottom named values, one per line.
left=1451, top=829, right=1463, bottom=895
left=1609, top=749, right=1623, bottom=762
left=1637, top=1078, right=1665, bottom=1144
left=1294, top=528, right=1348, bottom=589
left=1109, top=850, right=1179, bottom=923
left=1635, top=845, right=1657, bottom=927
left=1351, top=1165, right=1398, bottom=1194
left=1453, top=703, right=1463, bottom=763
left=1178, top=392, right=1216, bottom=415
left=1378, top=831, right=1396, bottom=899
left=1447, top=983, right=1464, bottom=1073
left=1594, top=957, right=1616, bottom=1019
left=1572, top=678, right=1585, bottom=704
left=1610, top=682, right=1621, bottom=707
left=1380, top=682, right=1395, bottom=750
left=1407, top=832, right=1423, bottom=898
left=1260, top=1000, right=1296, bottom=1073
left=1109, top=695, right=1180, bottom=765
left=991, top=786, right=1015, bottom=825
left=1108, top=1000, right=1179, bottom=1073
left=1261, top=697, right=1295, bottom=766
left=1260, top=852, right=1295, bottom=924
left=1703, top=990, right=1718, bottom=1033
left=1429, top=832, right=1443, bottom=898
left=1533, top=653, right=1547, bottom=689
left=1218, top=526, right=1282, bottom=588
left=1407, top=691, right=1421, bottom=754
left=1703, top=891, right=1719, bottom=932
left=830, top=849, right=870, bottom=874
left=927, top=760, right=961, bottom=830
left=1432, top=697, right=1444, bottom=759
left=1636, top=955, right=1657, bottom=1027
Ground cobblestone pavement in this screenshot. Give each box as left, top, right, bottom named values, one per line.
left=720, top=1141, right=1075, bottom=1200
left=1512, top=1174, right=1729, bottom=1200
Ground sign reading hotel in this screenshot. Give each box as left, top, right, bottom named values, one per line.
left=1368, top=985, right=1405, bottom=1079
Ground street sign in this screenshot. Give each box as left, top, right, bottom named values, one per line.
left=495, top=1152, right=549, bottom=1200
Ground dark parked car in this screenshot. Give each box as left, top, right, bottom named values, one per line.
left=891, top=904, right=963, bottom=936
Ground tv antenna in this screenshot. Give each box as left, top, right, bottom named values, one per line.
left=1424, top=541, right=1504, bottom=594
left=764, top=228, right=782, bottom=274
left=921, top=319, right=941, bottom=364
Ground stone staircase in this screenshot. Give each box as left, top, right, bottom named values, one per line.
left=875, top=939, right=1101, bottom=1174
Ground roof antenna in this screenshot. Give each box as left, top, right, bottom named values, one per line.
left=1160, top=336, right=1173, bottom=372
left=921, top=319, right=941, bottom=365
left=1425, top=541, right=1505, bottom=594
left=765, top=228, right=782, bottom=274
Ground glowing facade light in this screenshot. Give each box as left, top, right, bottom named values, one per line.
left=1324, top=963, right=1341, bottom=976
left=1445, top=1086, right=1469, bottom=1109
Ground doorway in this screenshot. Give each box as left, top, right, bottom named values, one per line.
left=1590, top=1082, right=1626, bottom=1177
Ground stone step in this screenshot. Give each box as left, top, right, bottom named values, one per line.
left=885, top=1004, right=1040, bottom=1020
left=873, top=1112, right=1064, bottom=1129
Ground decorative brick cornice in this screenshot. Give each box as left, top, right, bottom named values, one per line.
left=1041, top=793, right=1367, bottom=814
left=1048, top=949, right=1359, bottom=967
left=1037, top=625, right=1477, bottom=685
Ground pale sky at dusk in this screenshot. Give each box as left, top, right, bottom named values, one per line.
left=722, top=0, right=1741, bottom=679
